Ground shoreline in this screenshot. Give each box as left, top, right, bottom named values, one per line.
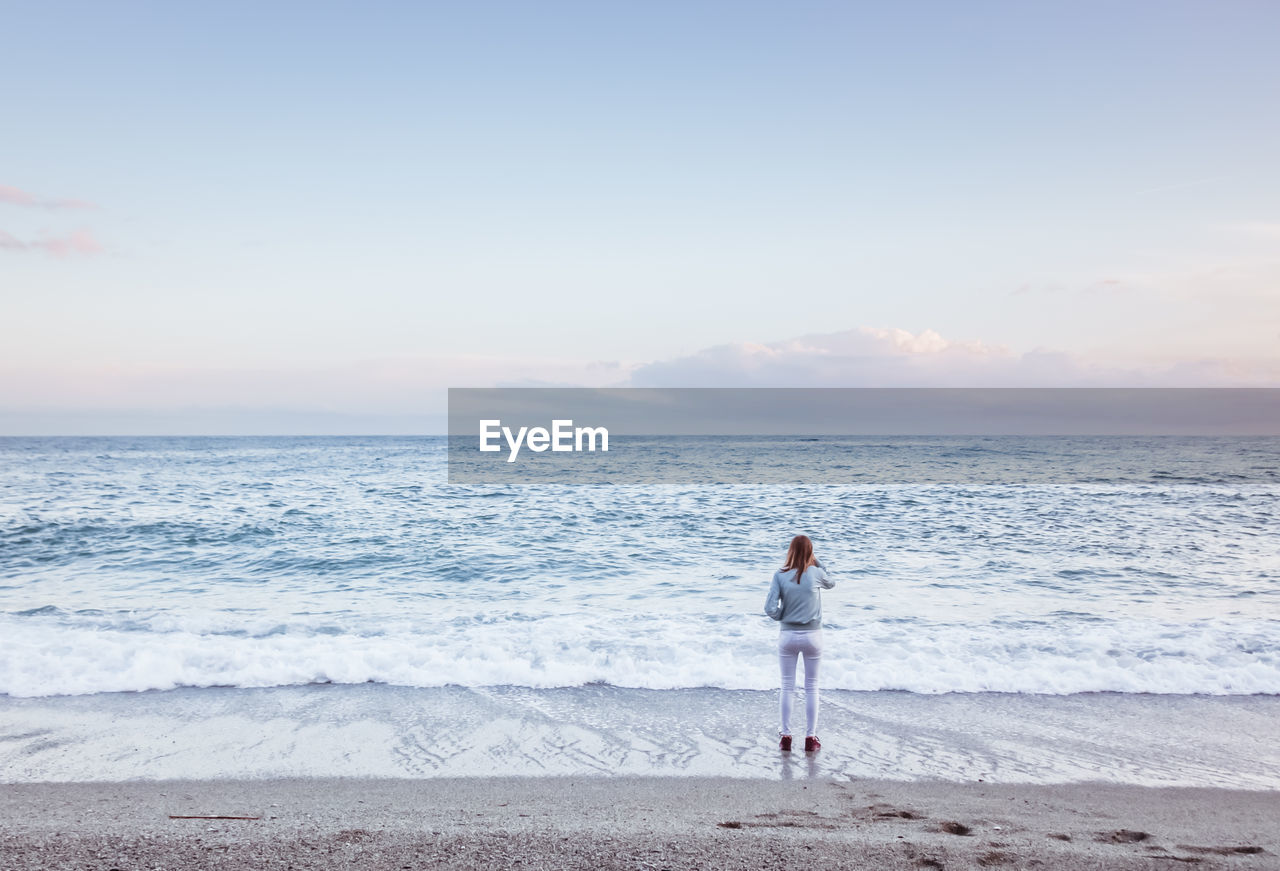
left=4, top=684, right=1279, bottom=787
left=2, top=776, right=1277, bottom=869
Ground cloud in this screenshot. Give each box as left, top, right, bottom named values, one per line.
left=0, top=184, right=93, bottom=210
left=1, top=184, right=102, bottom=257
left=3, top=326, right=1278, bottom=434
left=0, top=228, right=102, bottom=257
left=629, top=326, right=1280, bottom=387
left=8, top=327, right=1275, bottom=416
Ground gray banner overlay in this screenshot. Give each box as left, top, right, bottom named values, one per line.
left=447, top=388, right=1280, bottom=485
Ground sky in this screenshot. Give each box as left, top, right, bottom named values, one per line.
left=2, top=0, right=1279, bottom=433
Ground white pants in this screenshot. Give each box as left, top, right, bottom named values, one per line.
left=778, top=629, right=822, bottom=737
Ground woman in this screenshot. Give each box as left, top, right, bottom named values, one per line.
left=764, top=534, right=835, bottom=752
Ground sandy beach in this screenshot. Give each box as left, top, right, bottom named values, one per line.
left=2, top=776, right=1277, bottom=870
left=4, top=687, right=1277, bottom=868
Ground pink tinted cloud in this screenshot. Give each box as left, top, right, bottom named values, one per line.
left=628, top=326, right=1280, bottom=387
left=0, top=228, right=102, bottom=257
left=0, top=184, right=94, bottom=210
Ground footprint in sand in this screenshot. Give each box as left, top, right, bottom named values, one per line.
left=1096, top=829, right=1149, bottom=844
left=1176, top=845, right=1267, bottom=856
left=856, top=803, right=921, bottom=821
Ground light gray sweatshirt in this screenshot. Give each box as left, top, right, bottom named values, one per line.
left=764, top=559, right=834, bottom=630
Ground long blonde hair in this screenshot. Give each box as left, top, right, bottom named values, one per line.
left=782, top=534, right=815, bottom=584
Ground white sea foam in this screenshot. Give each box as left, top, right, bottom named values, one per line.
left=2, top=612, right=1277, bottom=697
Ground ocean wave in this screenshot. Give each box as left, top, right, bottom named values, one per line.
left=2, top=613, right=1277, bottom=698
left=3, top=436, right=1278, bottom=700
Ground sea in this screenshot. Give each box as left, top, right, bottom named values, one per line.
left=1, top=435, right=1278, bottom=785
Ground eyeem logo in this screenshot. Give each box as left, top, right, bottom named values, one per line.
left=479, top=419, right=610, bottom=463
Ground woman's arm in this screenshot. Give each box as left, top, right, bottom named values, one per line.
left=764, top=574, right=783, bottom=620
left=815, top=557, right=835, bottom=589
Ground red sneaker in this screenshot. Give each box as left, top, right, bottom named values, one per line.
left=804, top=735, right=821, bottom=752
left=779, top=734, right=792, bottom=752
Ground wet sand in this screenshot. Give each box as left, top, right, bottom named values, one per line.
left=2, top=776, right=1277, bottom=870
left=5, top=684, right=1280, bottom=786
